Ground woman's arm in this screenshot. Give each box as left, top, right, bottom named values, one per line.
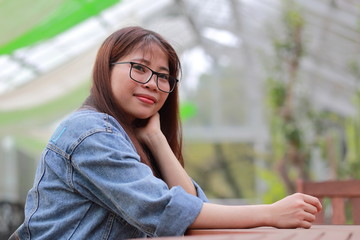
left=135, top=113, right=197, bottom=196
left=136, top=114, right=322, bottom=229
left=190, top=193, right=322, bottom=229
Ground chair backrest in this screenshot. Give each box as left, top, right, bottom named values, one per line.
left=296, top=179, right=360, bottom=224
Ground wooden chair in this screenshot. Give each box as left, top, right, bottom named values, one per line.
left=296, top=179, right=360, bottom=224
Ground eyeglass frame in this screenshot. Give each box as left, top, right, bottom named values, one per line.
left=111, top=61, right=179, bottom=93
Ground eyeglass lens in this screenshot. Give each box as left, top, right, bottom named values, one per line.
left=130, top=63, right=175, bottom=92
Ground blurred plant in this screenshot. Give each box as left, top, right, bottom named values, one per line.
left=265, top=1, right=360, bottom=196
left=265, top=0, right=310, bottom=194
left=312, top=111, right=345, bottom=179
left=345, top=61, right=360, bottom=178
left=257, top=167, right=287, bottom=204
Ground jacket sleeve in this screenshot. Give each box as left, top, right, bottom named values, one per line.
left=193, top=179, right=209, bottom=202
left=70, top=129, right=205, bottom=237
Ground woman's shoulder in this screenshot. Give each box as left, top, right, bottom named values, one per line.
left=47, top=109, right=133, bottom=156
left=63, top=109, right=123, bottom=132
left=49, top=109, right=127, bottom=146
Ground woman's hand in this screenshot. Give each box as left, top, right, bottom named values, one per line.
left=134, top=113, right=197, bottom=195
left=268, top=193, right=322, bottom=229
left=135, top=113, right=163, bottom=146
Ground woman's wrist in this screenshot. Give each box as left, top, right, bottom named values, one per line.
left=261, top=204, right=274, bottom=227
left=142, top=131, right=166, bottom=150
left=239, top=204, right=273, bottom=227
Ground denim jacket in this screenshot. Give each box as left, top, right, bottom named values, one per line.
left=13, top=110, right=208, bottom=239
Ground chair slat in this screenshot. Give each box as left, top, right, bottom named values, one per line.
left=331, top=198, right=345, bottom=224
left=298, top=180, right=360, bottom=198
left=351, top=198, right=360, bottom=224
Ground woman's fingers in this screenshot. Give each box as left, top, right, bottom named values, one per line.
left=297, top=193, right=322, bottom=227
left=299, top=219, right=312, bottom=229
left=302, top=194, right=322, bottom=212
left=303, top=210, right=316, bottom=222
left=290, top=193, right=322, bottom=227
left=303, top=202, right=318, bottom=215
left=297, top=210, right=318, bottom=229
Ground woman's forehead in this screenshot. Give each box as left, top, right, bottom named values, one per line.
left=127, top=43, right=169, bottom=62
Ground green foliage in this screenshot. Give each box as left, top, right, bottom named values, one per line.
left=184, top=142, right=256, bottom=200
left=347, top=60, right=360, bottom=78
left=271, top=0, right=305, bottom=69
left=266, top=78, right=286, bottom=109
left=269, top=116, right=286, bottom=161
left=343, top=60, right=360, bottom=179
left=257, top=168, right=286, bottom=204
left=264, top=0, right=314, bottom=194
left=344, top=108, right=360, bottom=178
left=283, top=121, right=302, bottom=148
left=283, top=4, right=305, bottom=31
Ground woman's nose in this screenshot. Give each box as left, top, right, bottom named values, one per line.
left=143, top=74, right=158, bottom=90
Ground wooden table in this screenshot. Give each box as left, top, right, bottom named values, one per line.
left=147, top=225, right=360, bottom=240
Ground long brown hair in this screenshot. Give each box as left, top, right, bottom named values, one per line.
left=84, top=26, right=184, bottom=174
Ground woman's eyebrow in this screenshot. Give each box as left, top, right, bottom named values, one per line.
left=131, top=58, right=148, bottom=64
left=158, top=66, right=170, bottom=73
left=132, top=58, right=170, bottom=73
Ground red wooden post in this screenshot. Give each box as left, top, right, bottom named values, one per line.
left=331, top=198, right=345, bottom=224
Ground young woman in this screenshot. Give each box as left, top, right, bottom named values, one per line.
left=11, top=26, right=322, bottom=240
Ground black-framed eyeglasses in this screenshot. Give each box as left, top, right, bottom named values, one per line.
left=112, top=61, right=179, bottom=93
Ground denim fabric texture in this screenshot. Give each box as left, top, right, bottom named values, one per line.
left=14, top=110, right=207, bottom=239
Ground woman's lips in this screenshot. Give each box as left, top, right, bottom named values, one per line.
left=135, top=94, right=157, bottom=104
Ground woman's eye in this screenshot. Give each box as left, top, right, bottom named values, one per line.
left=158, top=74, right=169, bottom=81
left=133, top=64, right=146, bottom=72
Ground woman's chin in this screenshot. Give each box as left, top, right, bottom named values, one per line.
left=137, top=115, right=151, bottom=120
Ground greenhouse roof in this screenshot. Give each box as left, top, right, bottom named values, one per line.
left=1, top=0, right=360, bottom=141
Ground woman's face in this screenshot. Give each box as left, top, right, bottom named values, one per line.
left=110, top=44, right=170, bottom=122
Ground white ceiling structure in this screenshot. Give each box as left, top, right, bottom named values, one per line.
left=1, top=0, right=360, bottom=143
